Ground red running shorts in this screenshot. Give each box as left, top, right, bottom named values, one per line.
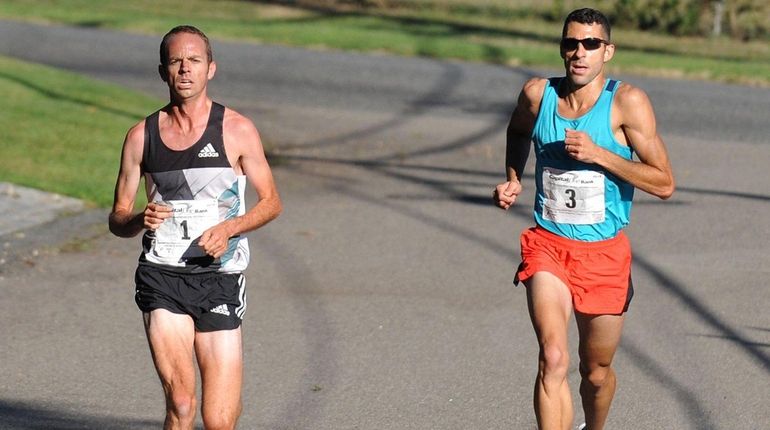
left=515, top=226, right=633, bottom=315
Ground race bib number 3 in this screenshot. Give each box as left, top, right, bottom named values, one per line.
left=153, top=199, right=219, bottom=262
left=542, top=168, right=605, bottom=225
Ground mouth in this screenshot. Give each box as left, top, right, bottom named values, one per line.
left=570, top=63, right=589, bottom=74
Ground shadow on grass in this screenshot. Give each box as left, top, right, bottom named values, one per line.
left=72, top=20, right=115, bottom=28
left=249, top=0, right=765, bottom=64
left=0, top=70, right=145, bottom=121
left=249, top=0, right=560, bottom=64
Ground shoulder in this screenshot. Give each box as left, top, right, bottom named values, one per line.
left=614, top=82, right=653, bottom=112
left=611, top=81, right=659, bottom=133
left=126, top=118, right=146, bottom=139
left=514, top=77, right=549, bottom=117
left=520, top=77, right=549, bottom=103
left=123, top=119, right=147, bottom=155
left=221, top=107, right=264, bottom=156
left=223, top=107, right=259, bottom=138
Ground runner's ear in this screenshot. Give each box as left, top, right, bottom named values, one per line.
left=207, top=61, right=217, bottom=81
left=603, top=43, right=615, bottom=63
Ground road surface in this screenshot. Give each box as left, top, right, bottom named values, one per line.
left=1, top=19, right=769, bottom=429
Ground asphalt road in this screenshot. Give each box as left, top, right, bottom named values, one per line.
left=1, top=19, right=769, bottom=430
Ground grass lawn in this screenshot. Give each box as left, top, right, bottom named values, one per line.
left=0, top=0, right=768, bottom=87
left=0, top=0, right=768, bottom=206
left=0, top=55, right=161, bottom=207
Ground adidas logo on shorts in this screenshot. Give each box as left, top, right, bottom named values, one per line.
left=209, top=304, right=231, bottom=316
left=198, top=143, right=219, bottom=158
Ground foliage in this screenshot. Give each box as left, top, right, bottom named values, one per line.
left=610, top=0, right=702, bottom=35
left=725, top=0, right=770, bottom=40
left=309, top=0, right=770, bottom=40
left=606, top=0, right=769, bottom=40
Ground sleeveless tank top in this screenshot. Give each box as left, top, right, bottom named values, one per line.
left=531, top=78, right=635, bottom=241
left=138, top=102, right=249, bottom=273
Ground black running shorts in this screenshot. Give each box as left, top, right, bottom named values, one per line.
left=134, top=265, right=246, bottom=332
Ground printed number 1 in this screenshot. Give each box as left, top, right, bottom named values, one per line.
left=180, top=220, right=190, bottom=240
left=565, top=189, right=577, bottom=209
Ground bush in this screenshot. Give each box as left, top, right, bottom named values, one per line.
left=608, top=0, right=704, bottom=35
left=726, top=0, right=770, bottom=40
left=606, top=0, right=769, bottom=40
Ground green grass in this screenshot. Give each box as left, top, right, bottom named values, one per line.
left=0, top=0, right=768, bottom=86
left=0, top=55, right=161, bottom=207
left=0, top=0, right=768, bottom=206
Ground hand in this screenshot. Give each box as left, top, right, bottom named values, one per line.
left=493, top=180, right=522, bottom=210
left=197, top=223, right=233, bottom=259
left=143, top=201, right=172, bottom=231
left=564, top=129, right=600, bottom=163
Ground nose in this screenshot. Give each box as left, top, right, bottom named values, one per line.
left=573, top=42, right=587, bottom=57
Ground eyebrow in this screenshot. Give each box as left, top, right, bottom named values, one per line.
left=168, top=53, right=205, bottom=61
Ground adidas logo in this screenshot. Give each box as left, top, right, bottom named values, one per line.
left=198, top=143, right=219, bottom=158
left=209, top=304, right=231, bottom=316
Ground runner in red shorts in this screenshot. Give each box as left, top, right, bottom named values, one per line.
left=493, top=8, right=674, bottom=430
left=516, top=226, right=633, bottom=316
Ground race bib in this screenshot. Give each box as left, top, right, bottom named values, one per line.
left=542, top=168, right=605, bottom=225
left=153, top=199, right=219, bottom=262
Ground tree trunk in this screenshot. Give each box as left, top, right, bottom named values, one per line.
left=712, top=0, right=724, bottom=36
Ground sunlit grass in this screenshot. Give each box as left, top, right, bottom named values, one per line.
left=0, top=0, right=767, bottom=86
left=0, top=55, right=161, bottom=207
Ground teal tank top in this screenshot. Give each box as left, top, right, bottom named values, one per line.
left=531, top=78, right=634, bottom=241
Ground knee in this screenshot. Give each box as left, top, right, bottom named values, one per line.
left=202, top=404, right=241, bottom=430
left=539, top=342, right=570, bottom=380
left=203, top=414, right=239, bottom=430
left=579, top=362, right=612, bottom=389
left=167, top=392, right=196, bottom=420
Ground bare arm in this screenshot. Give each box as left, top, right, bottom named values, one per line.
left=109, top=122, right=173, bottom=238
left=108, top=123, right=145, bottom=237
left=197, top=111, right=282, bottom=257
left=494, top=77, right=546, bottom=210
left=563, top=84, right=675, bottom=199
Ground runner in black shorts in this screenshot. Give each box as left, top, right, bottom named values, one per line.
left=109, top=25, right=281, bottom=430
left=135, top=266, right=246, bottom=332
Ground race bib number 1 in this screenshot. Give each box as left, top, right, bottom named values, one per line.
left=153, top=199, right=219, bottom=262
left=542, top=168, right=606, bottom=225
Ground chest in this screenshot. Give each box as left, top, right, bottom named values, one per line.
left=158, top=122, right=209, bottom=151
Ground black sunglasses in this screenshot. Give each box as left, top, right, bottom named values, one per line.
left=560, top=37, right=609, bottom=51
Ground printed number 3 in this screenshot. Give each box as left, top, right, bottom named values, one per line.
left=565, top=189, right=577, bottom=209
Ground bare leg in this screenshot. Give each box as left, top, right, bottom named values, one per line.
left=576, top=313, right=625, bottom=430
left=195, top=327, right=244, bottom=430
left=144, top=309, right=197, bottom=430
left=526, top=272, right=575, bottom=430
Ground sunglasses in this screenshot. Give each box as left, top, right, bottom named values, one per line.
left=560, top=37, right=609, bottom=51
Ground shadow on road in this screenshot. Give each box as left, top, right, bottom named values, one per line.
left=635, top=255, right=770, bottom=373
left=620, top=340, right=718, bottom=430
left=0, top=399, right=166, bottom=430
left=265, top=53, right=769, bottom=430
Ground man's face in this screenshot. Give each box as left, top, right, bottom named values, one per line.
left=561, top=22, right=614, bottom=87
left=160, top=32, right=216, bottom=99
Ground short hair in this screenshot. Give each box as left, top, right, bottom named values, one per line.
left=562, top=8, right=611, bottom=40
left=159, top=25, right=213, bottom=66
